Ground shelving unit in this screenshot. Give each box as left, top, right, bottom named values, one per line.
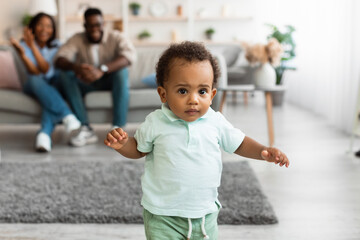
left=129, top=16, right=188, bottom=22
left=58, top=0, right=257, bottom=46
left=65, top=15, right=122, bottom=22
left=195, top=16, right=253, bottom=21
left=58, top=0, right=124, bottom=40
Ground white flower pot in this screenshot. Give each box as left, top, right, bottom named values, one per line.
left=253, top=63, right=276, bottom=88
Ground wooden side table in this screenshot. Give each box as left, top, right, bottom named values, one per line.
left=218, top=85, right=255, bottom=112
left=218, top=85, right=286, bottom=146
left=256, top=86, right=286, bottom=146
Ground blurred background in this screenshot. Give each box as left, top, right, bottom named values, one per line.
left=1, top=0, right=359, bottom=135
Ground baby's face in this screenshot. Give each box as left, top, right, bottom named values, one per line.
left=157, top=59, right=217, bottom=122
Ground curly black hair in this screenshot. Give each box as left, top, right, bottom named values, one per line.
left=156, top=41, right=220, bottom=88
left=28, top=12, right=56, bottom=48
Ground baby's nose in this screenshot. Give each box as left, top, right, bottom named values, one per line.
left=188, top=93, right=199, bottom=104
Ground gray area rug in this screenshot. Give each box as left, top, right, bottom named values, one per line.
left=0, top=161, right=277, bottom=224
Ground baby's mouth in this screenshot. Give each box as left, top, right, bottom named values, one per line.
left=185, top=109, right=199, bottom=115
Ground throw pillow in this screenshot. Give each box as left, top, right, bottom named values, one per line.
left=222, top=45, right=243, bottom=67
left=233, top=51, right=249, bottom=67
left=0, top=51, right=21, bottom=90
left=141, top=73, right=157, bottom=88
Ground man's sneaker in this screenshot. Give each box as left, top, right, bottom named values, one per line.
left=35, top=132, right=51, bottom=152
left=63, top=114, right=81, bottom=133
left=70, top=126, right=98, bottom=147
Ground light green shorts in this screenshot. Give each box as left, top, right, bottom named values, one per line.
left=143, top=208, right=219, bottom=240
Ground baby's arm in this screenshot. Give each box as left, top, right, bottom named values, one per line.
left=234, top=136, right=289, bottom=167
left=104, top=128, right=146, bottom=159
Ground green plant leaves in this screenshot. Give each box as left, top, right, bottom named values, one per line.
left=266, top=24, right=296, bottom=84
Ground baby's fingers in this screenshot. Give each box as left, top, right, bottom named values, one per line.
left=106, top=132, right=118, bottom=144
left=279, top=156, right=290, bottom=168
left=113, top=128, right=127, bottom=140
left=104, top=139, right=112, bottom=147
left=265, top=148, right=279, bottom=162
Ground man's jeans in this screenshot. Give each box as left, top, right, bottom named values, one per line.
left=23, top=75, right=72, bottom=135
left=58, top=69, right=129, bottom=127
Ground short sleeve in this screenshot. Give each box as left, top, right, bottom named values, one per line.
left=134, top=114, right=155, bottom=153
left=114, top=32, right=136, bottom=64
left=20, top=41, right=35, bottom=64
left=217, top=113, right=245, bottom=153
left=20, top=41, right=58, bottom=79
left=44, top=42, right=60, bottom=79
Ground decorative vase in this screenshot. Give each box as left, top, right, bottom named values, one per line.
left=253, top=63, right=276, bottom=88
left=206, top=33, right=213, bottom=40
left=131, top=8, right=140, bottom=15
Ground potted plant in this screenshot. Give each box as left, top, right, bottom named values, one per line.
left=265, top=24, right=296, bottom=106
left=137, top=30, right=151, bottom=40
left=129, top=2, right=141, bottom=16
left=205, top=28, right=215, bottom=40
left=244, top=38, right=283, bottom=88
left=266, top=24, right=296, bottom=85
left=22, top=13, right=33, bottom=26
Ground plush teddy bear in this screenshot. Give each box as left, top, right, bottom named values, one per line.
left=244, top=38, right=283, bottom=66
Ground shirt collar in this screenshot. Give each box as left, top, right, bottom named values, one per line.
left=100, top=29, right=109, bottom=43
left=161, top=103, right=214, bottom=122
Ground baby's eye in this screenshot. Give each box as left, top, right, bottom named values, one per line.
left=199, top=89, right=207, bottom=95
left=178, top=88, right=187, bottom=94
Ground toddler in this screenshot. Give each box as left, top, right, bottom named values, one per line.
left=104, top=41, right=289, bottom=240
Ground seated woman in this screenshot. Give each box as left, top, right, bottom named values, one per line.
left=10, top=12, right=80, bottom=152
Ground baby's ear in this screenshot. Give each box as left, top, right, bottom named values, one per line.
left=211, top=88, right=217, bottom=101
left=157, top=86, right=167, bottom=103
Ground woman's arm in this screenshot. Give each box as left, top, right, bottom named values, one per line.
left=23, top=28, right=49, bottom=73
left=10, top=38, right=40, bottom=74
left=29, top=43, right=49, bottom=73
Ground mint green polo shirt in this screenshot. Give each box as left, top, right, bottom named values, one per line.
left=134, top=103, right=245, bottom=218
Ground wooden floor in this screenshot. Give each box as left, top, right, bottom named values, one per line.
left=0, top=93, right=360, bottom=240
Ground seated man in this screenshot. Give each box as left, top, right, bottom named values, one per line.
left=55, top=7, right=136, bottom=147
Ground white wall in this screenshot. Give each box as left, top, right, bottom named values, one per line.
left=255, top=0, right=360, bottom=133
left=0, top=0, right=31, bottom=43
left=1, top=0, right=260, bottom=43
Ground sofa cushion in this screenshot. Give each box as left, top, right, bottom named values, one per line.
left=222, top=45, right=243, bottom=67
left=0, top=51, right=21, bottom=90
left=227, top=66, right=254, bottom=85
left=0, top=45, right=27, bottom=86
left=208, top=45, right=243, bottom=67
left=0, top=89, right=41, bottom=115
left=129, top=47, right=165, bottom=89
left=85, top=89, right=161, bottom=109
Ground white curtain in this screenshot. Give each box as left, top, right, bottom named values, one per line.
left=256, top=0, right=360, bottom=133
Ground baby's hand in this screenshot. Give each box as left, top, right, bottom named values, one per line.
left=261, top=147, right=290, bottom=168
left=104, top=128, right=129, bottom=150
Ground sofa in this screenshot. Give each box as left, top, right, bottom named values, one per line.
left=0, top=45, right=228, bottom=125
left=209, top=44, right=254, bottom=86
